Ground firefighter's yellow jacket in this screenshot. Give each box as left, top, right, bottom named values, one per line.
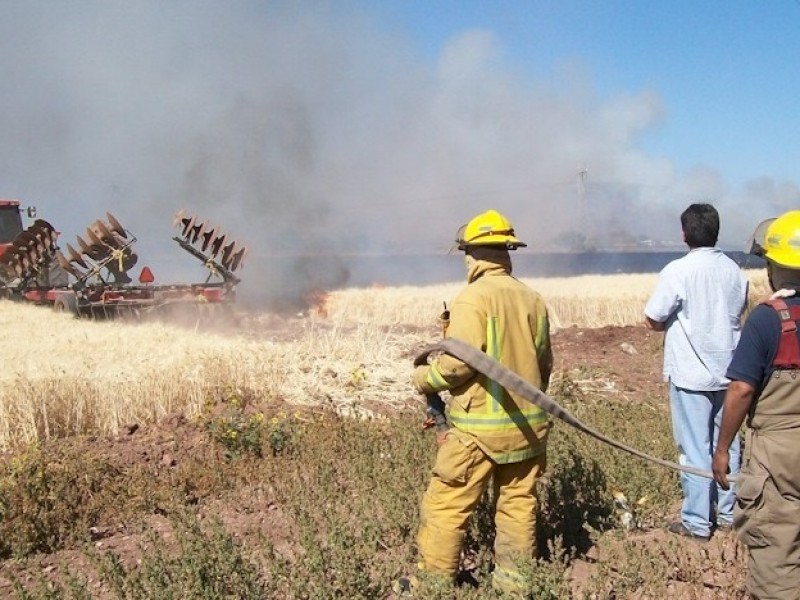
left=413, top=256, right=552, bottom=464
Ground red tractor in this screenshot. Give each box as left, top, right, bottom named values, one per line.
left=0, top=199, right=246, bottom=319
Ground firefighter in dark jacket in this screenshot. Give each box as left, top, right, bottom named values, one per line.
left=713, top=210, right=800, bottom=600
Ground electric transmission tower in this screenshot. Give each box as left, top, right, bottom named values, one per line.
left=577, top=167, right=588, bottom=239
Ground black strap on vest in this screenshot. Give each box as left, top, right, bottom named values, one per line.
left=764, top=299, right=800, bottom=368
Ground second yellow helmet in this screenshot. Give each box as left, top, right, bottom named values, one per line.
left=763, top=210, right=800, bottom=269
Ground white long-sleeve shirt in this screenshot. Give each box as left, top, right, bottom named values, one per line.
left=645, top=247, right=748, bottom=391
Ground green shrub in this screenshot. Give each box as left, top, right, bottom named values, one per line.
left=96, top=512, right=268, bottom=599
left=0, top=442, right=125, bottom=558
left=1, top=402, right=746, bottom=599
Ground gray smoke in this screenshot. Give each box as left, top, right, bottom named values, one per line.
left=0, top=2, right=794, bottom=307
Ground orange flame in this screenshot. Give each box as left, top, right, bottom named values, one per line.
left=306, top=289, right=330, bottom=318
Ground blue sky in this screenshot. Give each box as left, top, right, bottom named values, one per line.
left=373, top=0, right=800, bottom=187
left=1, top=0, right=798, bottom=296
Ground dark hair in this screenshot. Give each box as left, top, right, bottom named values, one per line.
left=680, top=203, right=719, bottom=248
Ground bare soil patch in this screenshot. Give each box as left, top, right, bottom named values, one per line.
left=552, top=324, right=665, bottom=400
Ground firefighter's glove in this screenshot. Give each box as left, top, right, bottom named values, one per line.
left=771, top=288, right=797, bottom=300
left=413, top=365, right=432, bottom=394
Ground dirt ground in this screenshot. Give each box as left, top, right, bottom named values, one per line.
left=552, top=324, right=664, bottom=397
left=552, top=325, right=744, bottom=598
left=0, top=324, right=746, bottom=598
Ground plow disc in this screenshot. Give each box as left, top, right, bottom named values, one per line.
left=59, top=212, right=138, bottom=285
left=172, top=209, right=247, bottom=282
left=0, top=219, right=59, bottom=283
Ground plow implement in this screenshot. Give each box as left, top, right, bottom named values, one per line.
left=172, top=209, right=247, bottom=284
left=0, top=202, right=246, bottom=321
left=0, top=219, right=59, bottom=285
left=55, top=212, right=138, bottom=286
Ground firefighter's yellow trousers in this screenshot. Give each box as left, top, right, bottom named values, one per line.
left=416, top=430, right=546, bottom=594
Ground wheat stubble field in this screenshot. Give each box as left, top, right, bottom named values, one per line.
left=0, top=270, right=769, bottom=599
left=0, top=270, right=768, bottom=450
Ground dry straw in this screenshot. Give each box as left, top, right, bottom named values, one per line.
left=0, top=268, right=770, bottom=449
left=323, top=269, right=769, bottom=329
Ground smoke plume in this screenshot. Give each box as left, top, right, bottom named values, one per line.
left=0, top=2, right=792, bottom=307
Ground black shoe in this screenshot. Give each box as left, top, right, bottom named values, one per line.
left=392, top=575, right=418, bottom=597
left=668, top=521, right=710, bottom=541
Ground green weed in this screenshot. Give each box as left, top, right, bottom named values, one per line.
left=1, top=401, right=746, bottom=599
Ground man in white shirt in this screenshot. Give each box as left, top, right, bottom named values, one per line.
left=645, top=203, right=748, bottom=540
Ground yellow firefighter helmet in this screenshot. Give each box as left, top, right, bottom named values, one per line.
left=455, top=209, right=526, bottom=250
left=763, top=210, right=800, bottom=269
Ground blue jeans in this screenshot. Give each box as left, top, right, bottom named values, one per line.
left=669, top=382, right=741, bottom=537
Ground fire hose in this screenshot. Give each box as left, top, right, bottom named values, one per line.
left=415, top=337, right=735, bottom=482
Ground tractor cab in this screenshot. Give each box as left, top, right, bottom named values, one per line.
left=0, top=199, right=25, bottom=256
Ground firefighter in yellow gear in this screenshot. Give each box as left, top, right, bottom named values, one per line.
left=410, top=209, right=553, bottom=595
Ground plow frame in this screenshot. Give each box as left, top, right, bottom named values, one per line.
left=18, top=281, right=236, bottom=320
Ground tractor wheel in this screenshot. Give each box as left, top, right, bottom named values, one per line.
left=53, top=294, right=79, bottom=316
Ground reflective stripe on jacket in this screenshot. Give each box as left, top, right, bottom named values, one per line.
left=414, top=257, right=552, bottom=463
